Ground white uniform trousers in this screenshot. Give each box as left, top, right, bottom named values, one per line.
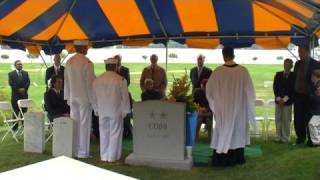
left=70, top=101, right=92, bottom=158
left=99, top=116, right=123, bottom=162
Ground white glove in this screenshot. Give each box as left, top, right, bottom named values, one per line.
left=283, top=96, right=289, bottom=102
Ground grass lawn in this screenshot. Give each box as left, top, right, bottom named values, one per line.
left=2, top=63, right=320, bottom=179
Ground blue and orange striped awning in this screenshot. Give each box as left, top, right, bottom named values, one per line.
left=0, top=0, right=320, bottom=54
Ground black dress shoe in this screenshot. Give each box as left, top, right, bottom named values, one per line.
left=307, top=141, right=316, bottom=147
left=295, top=139, right=305, bottom=144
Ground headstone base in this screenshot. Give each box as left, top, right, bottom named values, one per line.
left=125, top=153, right=193, bottom=170
left=24, top=112, right=45, bottom=153
left=53, top=117, right=74, bottom=157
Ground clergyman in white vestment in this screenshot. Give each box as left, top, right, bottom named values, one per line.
left=64, top=40, right=96, bottom=158
left=206, top=46, right=256, bottom=166
left=92, top=58, right=131, bottom=162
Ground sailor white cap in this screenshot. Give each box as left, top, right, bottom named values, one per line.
left=104, top=58, right=118, bottom=64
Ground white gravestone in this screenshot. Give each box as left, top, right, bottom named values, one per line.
left=24, top=112, right=45, bottom=153
left=53, top=117, right=74, bottom=157
left=125, top=100, right=193, bottom=169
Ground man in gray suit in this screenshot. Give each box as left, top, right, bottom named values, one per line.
left=190, top=54, right=212, bottom=92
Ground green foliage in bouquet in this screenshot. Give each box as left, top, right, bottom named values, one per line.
left=168, top=71, right=199, bottom=112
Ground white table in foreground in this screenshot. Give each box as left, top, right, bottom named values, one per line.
left=0, top=156, right=137, bottom=180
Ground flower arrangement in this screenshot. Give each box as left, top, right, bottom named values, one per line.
left=168, top=71, right=199, bottom=112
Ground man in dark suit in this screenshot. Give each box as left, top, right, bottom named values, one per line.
left=190, top=54, right=212, bottom=92
left=45, top=54, right=64, bottom=89
left=114, top=54, right=132, bottom=138
left=115, top=54, right=130, bottom=86
left=273, top=58, right=295, bottom=143
left=44, top=75, right=70, bottom=122
left=8, top=60, right=30, bottom=130
left=193, top=79, right=212, bottom=139
left=293, top=46, right=320, bottom=146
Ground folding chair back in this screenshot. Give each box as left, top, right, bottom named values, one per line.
left=0, top=102, right=11, bottom=110
left=17, top=99, right=35, bottom=119
left=0, top=102, right=14, bottom=112
left=42, top=98, right=53, bottom=143
left=0, top=101, right=20, bottom=143
left=266, top=99, right=276, bottom=107
left=252, top=99, right=266, bottom=140
left=265, top=99, right=276, bottom=141
left=0, top=101, right=19, bottom=119
left=255, top=99, right=265, bottom=106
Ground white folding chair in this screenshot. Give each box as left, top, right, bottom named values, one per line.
left=42, top=99, right=53, bottom=142
left=252, top=99, right=267, bottom=140
left=17, top=99, right=35, bottom=136
left=265, top=99, right=275, bottom=141
left=0, top=102, right=21, bottom=143
left=17, top=99, right=35, bottom=119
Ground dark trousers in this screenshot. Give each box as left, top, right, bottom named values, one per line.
left=47, top=114, right=64, bottom=123
left=123, top=113, right=132, bottom=138
left=92, top=112, right=100, bottom=139
left=212, top=148, right=245, bottom=167
left=294, top=94, right=312, bottom=144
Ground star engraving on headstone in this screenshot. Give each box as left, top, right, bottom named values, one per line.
left=150, top=111, right=156, bottom=119
left=160, top=112, right=167, bottom=119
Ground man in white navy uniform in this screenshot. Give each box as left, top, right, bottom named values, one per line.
left=64, top=40, right=96, bottom=158
left=92, top=58, right=130, bottom=162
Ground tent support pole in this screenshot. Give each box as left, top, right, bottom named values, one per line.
left=309, top=36, right=315, bottom=58
left=39, top=53, right=48, bottom=68
left=89, top=34, right=306, bottom=44
left=165, top=40, right=168, bottom=72
left=285, top=47, right=299, bottom=61
left=311, top=24, right=320, bottom=36
left=276, top=38, right=299, bottom=61
left=54, top=0, right=77, bottom=38
left=61, top=51, right=70, bottom=64
left=150, top=0, right=168, bottom=38
left=296, top=0, right=320, bottom=12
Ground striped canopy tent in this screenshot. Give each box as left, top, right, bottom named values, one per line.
left=0, top=0, right=320, bottom=55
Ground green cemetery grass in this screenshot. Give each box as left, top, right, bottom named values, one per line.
left=1, top=63, right=320, bottom=179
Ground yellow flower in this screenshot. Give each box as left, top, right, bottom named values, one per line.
left=168, top=71, right=199, bottom=112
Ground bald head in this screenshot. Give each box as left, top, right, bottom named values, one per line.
left=197, top=54, right=205, bottom=67
left=150, top=54, right=158, bottom=66
left=114, top=54, right=122, bottom=66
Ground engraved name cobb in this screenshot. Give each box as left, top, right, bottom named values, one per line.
left=148, top=111, right=168, bottom=130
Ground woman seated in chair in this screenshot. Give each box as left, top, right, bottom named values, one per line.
left=44, top=75, right=70, bottom=122
left=141, top=79, right=162, bottom=101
